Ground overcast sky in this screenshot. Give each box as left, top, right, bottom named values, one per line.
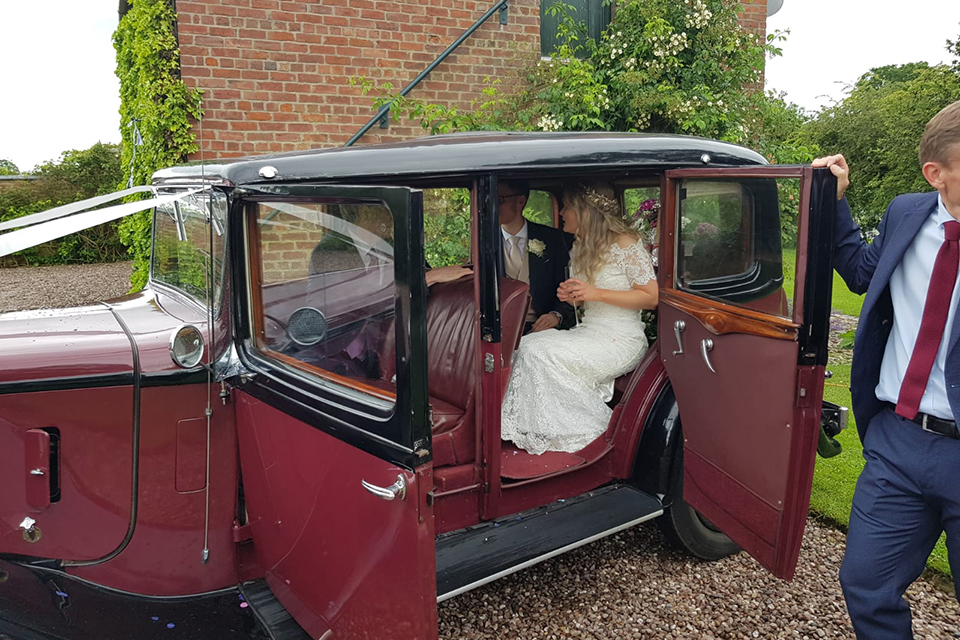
left=1, top=1, right=959, bottom=172
left=766, top=1, right=960, bottom=112
left=1, top=0, right=120, bottom=173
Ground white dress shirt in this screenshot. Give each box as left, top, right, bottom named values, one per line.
left=501, top=220, right=529, bottom=254
left=876, top=196, right=960, bottom=419
left=501, top=221, right=544, bottom=323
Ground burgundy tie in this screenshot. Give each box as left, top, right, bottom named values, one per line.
left=896, top=220, right=960, bottom=420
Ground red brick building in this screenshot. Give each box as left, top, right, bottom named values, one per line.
left=166, top=0, right=771, bottom=159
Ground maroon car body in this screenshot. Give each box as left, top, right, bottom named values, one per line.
left=0, top=133, right=840, bottom=640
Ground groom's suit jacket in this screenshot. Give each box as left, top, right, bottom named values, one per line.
left=833, top=191, right=960, bottom=441
left=507, top=221, right=575, bottom=328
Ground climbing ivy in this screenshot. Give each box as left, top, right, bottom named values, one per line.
left=114, top=0, right=202, bottom=289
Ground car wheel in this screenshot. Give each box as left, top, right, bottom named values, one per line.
left=657, top=444, right=739, bottom=561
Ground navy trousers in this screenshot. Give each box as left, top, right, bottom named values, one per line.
left=839, top=407, right=960, bottom=638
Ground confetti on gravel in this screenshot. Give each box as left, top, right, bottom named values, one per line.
left=3, top=262, right=958, bottom=639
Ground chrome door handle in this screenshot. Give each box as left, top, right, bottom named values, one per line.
left=672, top=320, right=686, bottom=355
left=361, top=475, right=407, bottom=501
left=700, top=338, right=716, bottom=373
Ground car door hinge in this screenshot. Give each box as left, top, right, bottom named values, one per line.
left=417, top=468, right=433, bottom=524
left=232, top=521, right=253, bottom=543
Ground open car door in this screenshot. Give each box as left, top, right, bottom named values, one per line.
left=231, top=185, right=436, bottom=639
left=659, top=167, right=836, bottom=580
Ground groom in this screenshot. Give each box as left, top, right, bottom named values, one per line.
left=498, top=180, right=574, bottom=332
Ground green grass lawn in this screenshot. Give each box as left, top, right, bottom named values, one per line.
left=783, top=248, right=951, bottom=577
left=782, top=248, right=863, bottom=317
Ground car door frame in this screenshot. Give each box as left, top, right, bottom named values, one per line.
left=228, top=184, right=437, bottom=638
left=660, top=166, right=836, bottom=579
left=233, top=184, right=432, bottom=466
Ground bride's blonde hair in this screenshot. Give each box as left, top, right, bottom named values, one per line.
left=566, top=182, right=639, bottom=284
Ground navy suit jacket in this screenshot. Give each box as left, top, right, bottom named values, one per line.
left=833, top=191, right=960, bottom=441
left=515, top=221, right=575, bottom=328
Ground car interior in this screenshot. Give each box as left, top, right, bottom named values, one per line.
left=247, top=171, right=790, bottom=502
left=248, top=175, right=665, bottom=480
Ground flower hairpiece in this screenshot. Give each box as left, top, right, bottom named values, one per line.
left=581, top=184, right=618, bottom=213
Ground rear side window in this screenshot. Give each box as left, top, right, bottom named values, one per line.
left=152, top=190, right=227, bottom=308
left=523, top=190, right=557, bottom=227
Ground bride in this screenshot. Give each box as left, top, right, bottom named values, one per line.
left=501, top=182, right=658, bottom=455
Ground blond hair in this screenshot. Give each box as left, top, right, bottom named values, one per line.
left=920, top=100, right=960, bottom=166
left=565, top=182, right=639, bottom=284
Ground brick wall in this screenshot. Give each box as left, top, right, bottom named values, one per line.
left=175, top=0, right=768, bottom=159
left=738, top=0, right=768, bottom=38
left=739, top=0, right=768, bottom=89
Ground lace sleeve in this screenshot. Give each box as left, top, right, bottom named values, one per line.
left=617, top=239, right=655, bottom=286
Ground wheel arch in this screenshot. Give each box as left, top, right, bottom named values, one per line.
left=628, top=382, right=683, bottom=501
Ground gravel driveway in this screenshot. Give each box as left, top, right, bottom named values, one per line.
left=2, top=262, right=958, bottom=639
left=0, top=261, right=134, bottom=313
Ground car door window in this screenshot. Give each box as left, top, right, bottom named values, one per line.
left=253, top=200, right=397, bottom=405
left=675, top=178, right=795, bottom=319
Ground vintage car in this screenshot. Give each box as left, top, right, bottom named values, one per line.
left=0, top=132, right=844, bottom=640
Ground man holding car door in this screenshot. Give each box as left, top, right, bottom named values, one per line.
left=815, top=100, right=960, bottom=638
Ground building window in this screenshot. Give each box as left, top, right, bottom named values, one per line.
left=540, top=0, right=612, bottom=58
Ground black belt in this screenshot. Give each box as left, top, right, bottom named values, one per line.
left=888, top=403, right=960, bottom=438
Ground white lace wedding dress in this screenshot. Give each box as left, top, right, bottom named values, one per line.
left=501, top=239, right=656, bottom=455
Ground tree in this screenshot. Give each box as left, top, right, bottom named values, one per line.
left=949, top=29, right=960, bottom=70
left=0, top=143, right=126, bottom=264
left=0, top=159, right=19, bottom=175
left=35, top=143, right=124, bottom=199
left=803, top=58, right=960, bottom=232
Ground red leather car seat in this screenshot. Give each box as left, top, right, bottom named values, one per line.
left=426, top=276, right=529, bottom=467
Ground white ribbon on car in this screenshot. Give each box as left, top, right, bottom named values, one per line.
left=0, top=186, right=157, bottom=233
left=0, top=187, right=206, bottom=258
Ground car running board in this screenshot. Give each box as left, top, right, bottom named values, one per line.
left=0, top=559, right=272, bottom=640
left=435, top=484, right=663, bottom=602
left=239, top=579, right=311, bottom=640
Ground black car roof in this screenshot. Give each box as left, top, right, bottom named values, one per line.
left=151, top=131, right=767, bottom=186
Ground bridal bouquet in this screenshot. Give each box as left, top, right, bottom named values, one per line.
left=632, top=198, right=660, bottom=266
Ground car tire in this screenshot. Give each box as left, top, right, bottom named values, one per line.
left=657, top=443, right=739, bottom=561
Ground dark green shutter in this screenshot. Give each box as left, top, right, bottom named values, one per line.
left=540, top=0, right=611, bottom=58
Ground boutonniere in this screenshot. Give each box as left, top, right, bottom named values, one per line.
left=527, top=238, right=546, bottom=258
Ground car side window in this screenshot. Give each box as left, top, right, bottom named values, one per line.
left=152, top=190, right=227, bottom=309
left=523, top=190, right=557, bottom=227
left=253, top=201, right=397, bottom=405
left=423, top=187, right=471, bottom=267
left=676, top=179, right=790, bottom=318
